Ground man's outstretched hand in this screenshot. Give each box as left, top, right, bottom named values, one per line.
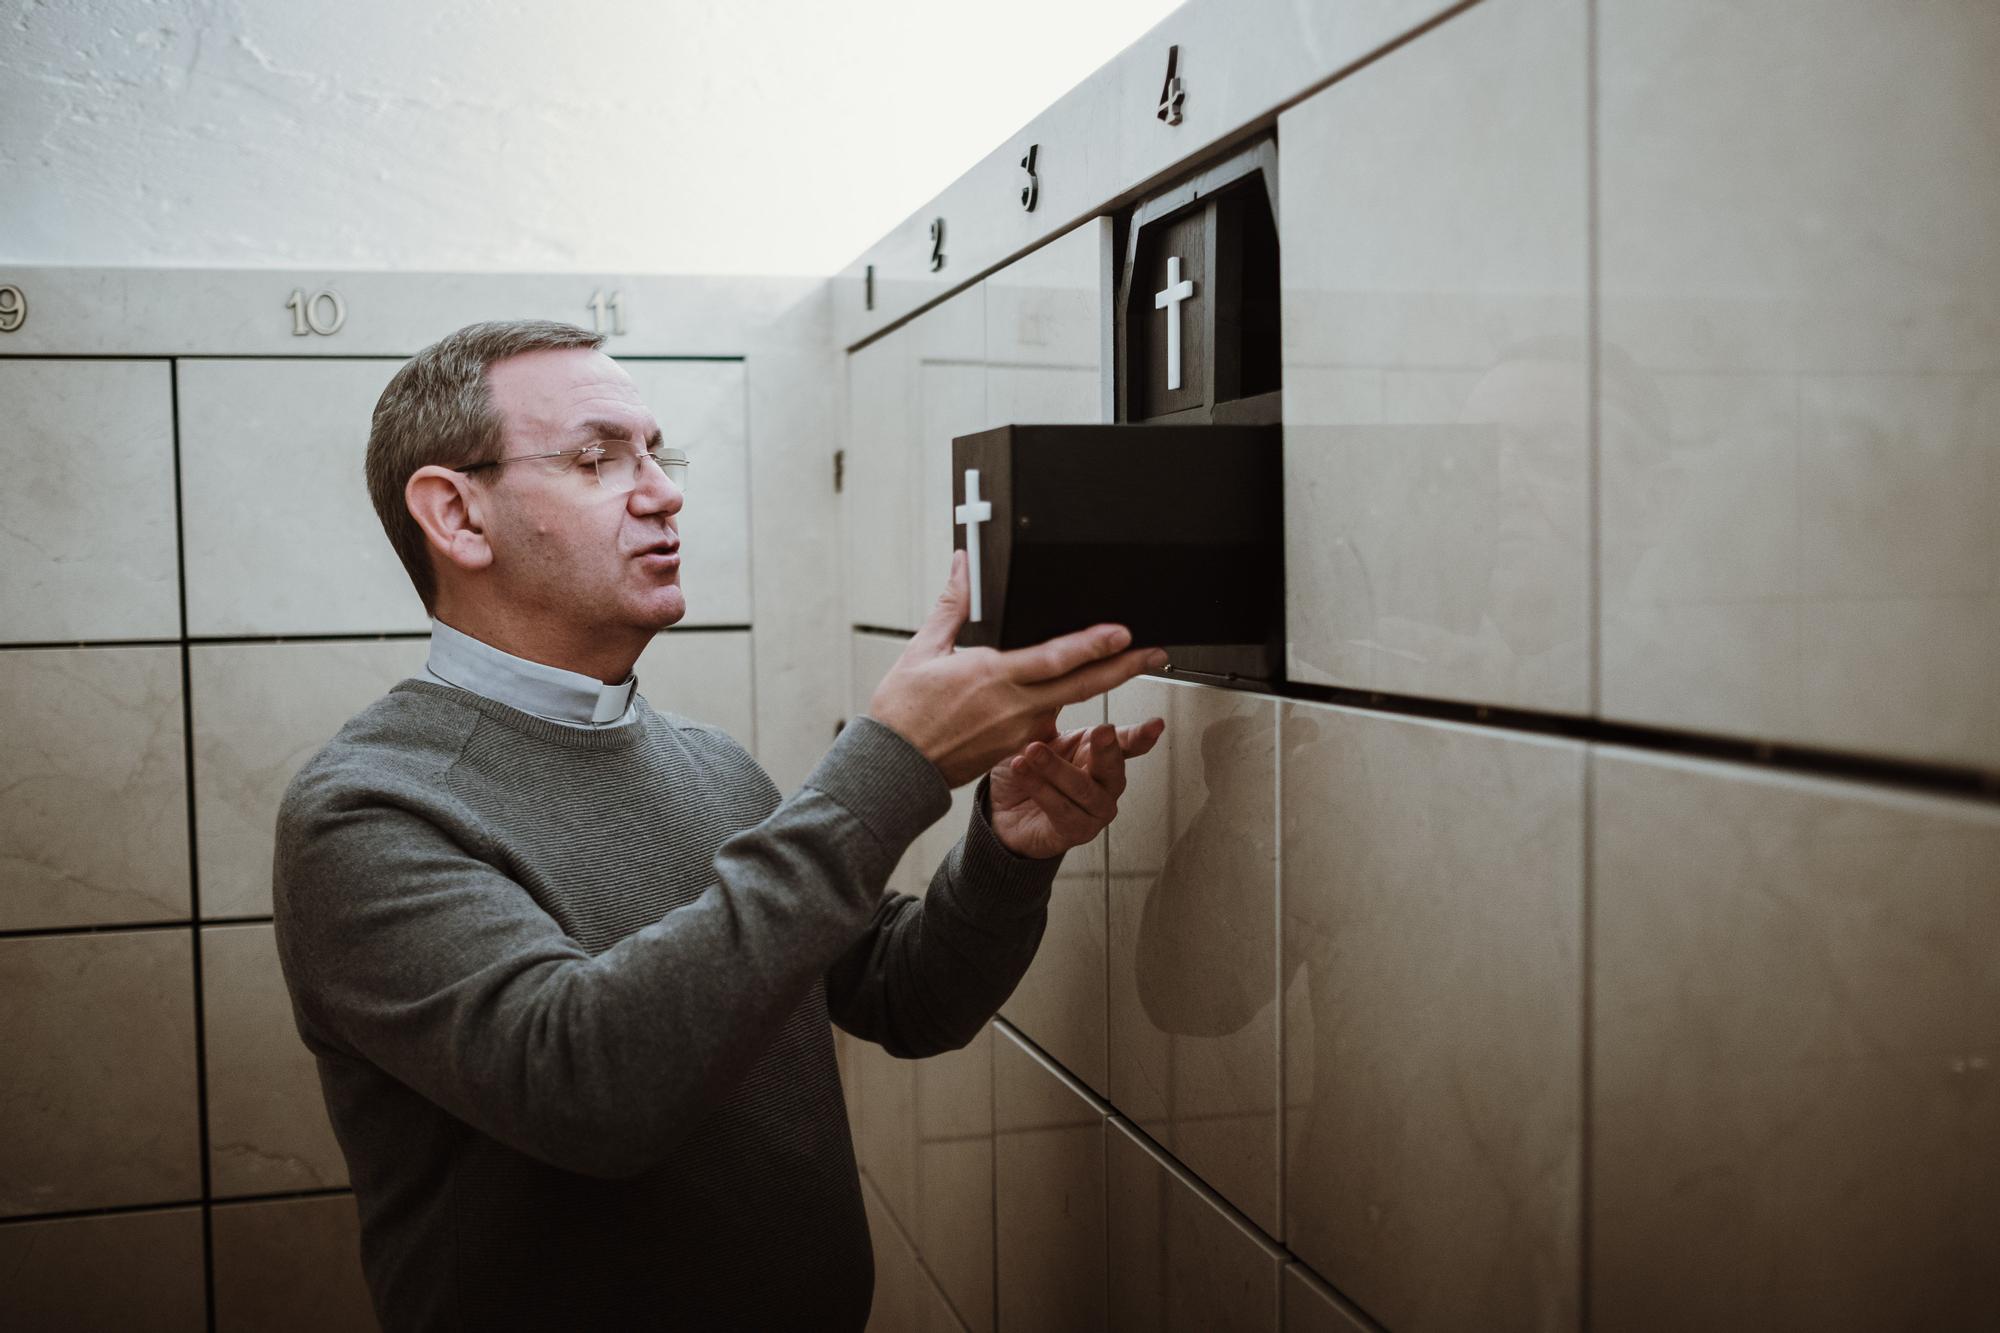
left=869, top=551, right=1167, bottom=788
left=988, top=717, right=1166, bottom=860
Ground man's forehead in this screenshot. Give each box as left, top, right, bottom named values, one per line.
left=488, top=347, right=654, bottom=438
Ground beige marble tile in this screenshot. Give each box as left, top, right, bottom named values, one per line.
left=997, top=698, right=1109, bottom=1095
left=1279, top=0, right=1590, bottom=714
left=178, top=359, right=425, bottom=637
left=0, top=1206, right=206, bottom=1332
left=913, top=1025, right=993, bottom=1333
left=211, top=1194, right=377, bottom=1333
left=1280, top=702, right=1583, bottom=1331
left=994, top=1025, right=1106, bottom=1332
left=633, top=627, right=756, bottom=744
left=1, top=646, right=190, bottom=930
left=1599, top=0, right=2000, bottom=768
left=746, top=345, right=847, bottom=793
left=852, top=1030, right=919, bottom=1235
left=0, top=930, right=200, bottom=1216
left=1281, top=1264, right=1376, bottom=1333
left=863, top=1174, right=920, bottom=1333
left=845, top=288, right=985, bottom=636
left=1591, top=749, right=2000, bottom=1330
left=1107, top=1120, right=1285, bottom=1332
left=985, top=218, right=1106, bottom=378
left=202, top=923, right=347, bottom=1197
left=1105, top=677, right=1279, bottom=1237
left=617, top=359, right=751, bottom=626
left=845, top=322, right=920, bottom=633
left=0, top=360, right=179, bottom=642
left=190, top=639, right=429, bottom=919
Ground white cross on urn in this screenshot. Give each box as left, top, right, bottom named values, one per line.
left=955, top=468, right=993, bottom=622
left=1153, top=254, right=1196, bottom=392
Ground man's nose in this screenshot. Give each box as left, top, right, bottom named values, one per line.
left=628, top=459, right=682, bottom=516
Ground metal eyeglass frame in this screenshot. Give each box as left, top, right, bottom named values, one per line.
left=455, top=444, right=688, bottom=492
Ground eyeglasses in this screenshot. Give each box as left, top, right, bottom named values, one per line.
left=456, top=445, right=688, bottom=494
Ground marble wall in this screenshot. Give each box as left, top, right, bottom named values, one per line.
left=842, top=1, right=1999, bottom=1330
left=0, top=298, right=790, bottom=1328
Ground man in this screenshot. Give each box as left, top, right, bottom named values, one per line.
left=272, top=319, right=1165, bottom=1331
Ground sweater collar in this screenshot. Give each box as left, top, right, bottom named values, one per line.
left=423, top=618, right=637, bottom=728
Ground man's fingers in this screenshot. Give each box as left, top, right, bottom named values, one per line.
left=907, top=550, right=970, bottom=656
left=1022, top=742, right=1118, bottom=820
left=1025, top=646, right=1166, bottom=712
left=1085, top=723, right=1123, bottom=785
left=1000, top=622, right=1134, bottom=684
left=1115, top=717, right=1166, bottom=760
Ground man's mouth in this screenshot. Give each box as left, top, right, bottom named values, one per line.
left=634, top=539, right=681, bottom=571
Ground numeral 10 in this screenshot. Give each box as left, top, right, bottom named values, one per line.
left=286, top=288, right=347, bottom=336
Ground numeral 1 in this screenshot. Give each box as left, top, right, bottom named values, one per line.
left=587, top=289, right=626, bottom=336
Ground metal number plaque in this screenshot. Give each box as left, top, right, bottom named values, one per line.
left=587, top=288, right=627, bottom=336
left=286, top=287, right=347, bottom=336
left=1157, top=45, right=1184, bottom=126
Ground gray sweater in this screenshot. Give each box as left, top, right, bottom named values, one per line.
left=272, top=680, right=1057, bottom=1331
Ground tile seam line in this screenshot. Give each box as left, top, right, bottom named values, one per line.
left=169, top=357, right=220, bottom=1333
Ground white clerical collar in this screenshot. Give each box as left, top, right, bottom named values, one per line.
left=423, top=618, right=637, bottom=728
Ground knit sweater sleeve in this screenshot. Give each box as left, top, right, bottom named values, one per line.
left=823, top=763, right=1062, bottom=1059
left=272, top=713, right=948, bottom=1181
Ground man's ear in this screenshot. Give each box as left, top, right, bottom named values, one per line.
left=405, top=466, right=495, bottom=575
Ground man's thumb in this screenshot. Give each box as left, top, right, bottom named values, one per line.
left=910, top=549, right=969, bottom=653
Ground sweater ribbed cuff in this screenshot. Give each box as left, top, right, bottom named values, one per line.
left=805, top=716, right=952, bottom=854
left=933, top=776, right=1063, bottom=923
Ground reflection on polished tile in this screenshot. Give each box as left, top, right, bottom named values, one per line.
left=998, top=697, right=1109, bottom=1095
left=211, top=1194, right=378, bottom=1333
left=914, top=1025, right=993, bottom=1333
left=1107, top=1120, right=1285, bottom=1332
left=202, top=924, right=348, bottom=1197
left=633, top=627, right=756, bottom=744
left=846, top=288, right=985, bottom=635
left=0, top=646, right=190, bottom=930
left=0, top=930, right=200, bottom=1216
left=1281, top=1264, right=1376, bottom=1333
left=178, top=359, right=423, bottom=637
left=1599, top=0, right=2000, bottom=768
left=846, top=323, right=919, bottom=632
left=1278, top=0, right=1589, bottom=713
left=994, top=1026, right=1106, bottom=1332
left=0, top=1206, right=206, bottom=1332
left=1106, top=677, right=1279, bottom=1236
left=0, top=360, right=179, bottom=642
left=191, top=639, right=429, bottom=919
left=1281, top=702, right=1582, bottom=1331
left=1592, top=750, right=2000, bottom=1330
left=617, top=360, right=750, bottom=625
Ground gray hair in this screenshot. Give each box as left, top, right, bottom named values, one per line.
left=365, top=319, right=606, bottom=612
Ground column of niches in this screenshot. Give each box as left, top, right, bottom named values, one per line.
left=0, top=357, right=212, bottom=1331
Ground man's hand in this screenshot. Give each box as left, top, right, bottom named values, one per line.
left=869, top=551, right=1167, bottom=787
left=989, top=718, right=1165, bottom=859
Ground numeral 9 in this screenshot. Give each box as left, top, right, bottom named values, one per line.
left=0, top=285, right=25, bottom=333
